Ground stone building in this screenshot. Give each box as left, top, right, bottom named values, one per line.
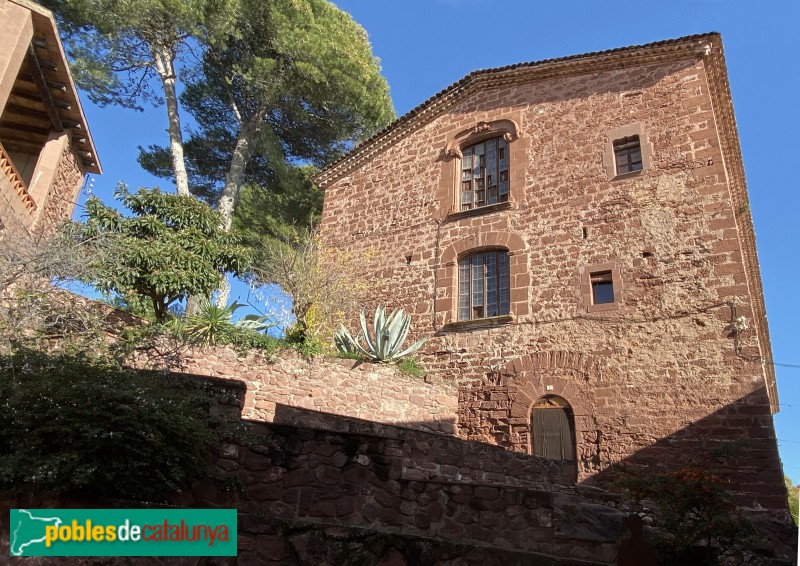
left=0, top=0, right=101, bottom=235
left=318, top=33, right=794, bottom=546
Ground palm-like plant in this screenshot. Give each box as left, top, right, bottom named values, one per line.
left=334, top=306, right=427, bottom=362
left=184, top=300, right=243, bottom=345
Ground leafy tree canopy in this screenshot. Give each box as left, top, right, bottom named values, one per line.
left=75, top=185, right=252, bottom=321
left=41, top=0, right=235, bottom=110
left=139, top=0, right=394, bottom=231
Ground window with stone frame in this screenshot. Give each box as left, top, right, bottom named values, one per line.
left=460, top=137, right=509, bottom=211
left=613, top=135, right=643, bottom=175
left=458, top=249, right=510, bottom=321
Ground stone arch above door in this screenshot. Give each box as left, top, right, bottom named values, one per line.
left=500, top=351, right=605, bottom=465
left=503, top=351, right=603, bottom=420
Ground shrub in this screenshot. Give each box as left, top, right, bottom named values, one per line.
left=0, top=349, right=229, bottom=500
left=184, top=299, right=242, bottom=346
left=615, top=466, right=757, bottom=564
left=75, top=185, right=252, bottom=322
left=251, top=229, right=366, bottom=344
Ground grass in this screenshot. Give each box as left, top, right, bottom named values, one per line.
left=396, top=356, right=426, bottom=378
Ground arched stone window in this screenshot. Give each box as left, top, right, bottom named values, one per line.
left=530, top=395, right=576, bottom=461
left=436, top=117, right=523, bottom=218
left=459, top=137, right=509, bottom=211
left=436, top=231, right=527, bottom=328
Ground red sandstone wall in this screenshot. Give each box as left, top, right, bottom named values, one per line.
left=2, top=374, right=795, bottom=564
left=32, top=139, right=83, bottom=234
left=318, top=52, right=789, bottom=519
left=0, top=136, right=84, bottom=237
left=133, top=345, right=459, bottom=436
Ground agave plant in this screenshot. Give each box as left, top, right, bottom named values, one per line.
left=234, top=313, right=277, bottom=334
left=334, top=306, right=427, bottom=362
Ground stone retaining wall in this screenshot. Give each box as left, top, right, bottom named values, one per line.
left=134, top=345, right=459, bottom=435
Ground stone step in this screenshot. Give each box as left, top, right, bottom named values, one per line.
left=237, top=513, right=615, bottom=566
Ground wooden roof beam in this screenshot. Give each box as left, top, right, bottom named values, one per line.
left=0, top=138, right=45, bottom=155
left=25, top=44, right=63, bottom=133
left=0, top=118, right=51, bottom=136
left=4, top=103, right=51, bottom=122
left=10, top=90, right=71, bottom=110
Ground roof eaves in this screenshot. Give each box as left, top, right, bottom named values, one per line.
left=315, top=32, right=719, bottom=188
left=11, top=0, right=102, bottom=174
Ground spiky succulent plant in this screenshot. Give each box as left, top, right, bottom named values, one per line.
left=334, top=306, right=427, bottom=362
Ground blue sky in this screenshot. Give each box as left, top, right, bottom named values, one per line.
left=74, top=0, right=800, bottom=482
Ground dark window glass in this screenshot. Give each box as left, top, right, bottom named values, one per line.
left=461, top=138, right=509, bottom=210
left=591, top=271, right=615, bottom=304
left=458, top=250, right=510, bottom=321
left=613, top=135, right=643, bottom=174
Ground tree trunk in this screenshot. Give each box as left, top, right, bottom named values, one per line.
left=216, top=275, right=232, bottom=308
left=152, top=43, right=190, bottom=197
left=214, top=116, right=263, bottom=307
left=216, top=116, right=262, bottom=231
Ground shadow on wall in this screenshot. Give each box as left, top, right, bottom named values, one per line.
left=207, top=380, right=796, bottom=562
left=574, top=385, right=798, bottom=560
left=1, top=372, right=797, bottom=564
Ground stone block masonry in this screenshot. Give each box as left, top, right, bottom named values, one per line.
left=1, top=372, right=795, bottom=563
left=133, top=345, right=459, bottom=435
left=316, top=33, right=793, bottom=549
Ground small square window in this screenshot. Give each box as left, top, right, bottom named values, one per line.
left=613, top=136, right=643, bottom=175
left=590, top=271, right=615, bottom=305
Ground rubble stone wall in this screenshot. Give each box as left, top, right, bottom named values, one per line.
left=318, top=49, right=789, bottom=519
left=134, top=345, right=459, bottom=436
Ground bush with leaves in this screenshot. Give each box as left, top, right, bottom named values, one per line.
left=0, top=223, right=110, bottom=351
left=75, top=185, right=252, bottom=322
left=0, top=349, right=230, bottom=500
left=183, top=299, right=277, bottom=352
left=251, top=229, right=366, bottom=345
left=615, top=466, right=757, bottom=564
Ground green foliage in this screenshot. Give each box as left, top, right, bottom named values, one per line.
left=283, top=324, right=325, bottom=358
left=616, top=467, right=757, bottom=564
left=185, top=299, right=243, bottom=346
left=787, top=474, right=799, bottom=525
left=75, top=185, right=252, bottom=322
left=396, top=357, right=426, bottom=378
left=219, top=326, right=278, bottom=355
left=334, top=307, right=427, bottom=363
left=0, top=349, right=227, bottom=500
left=138, top=0, right=394, bottom=235
left=42, top=0, right=236, bottom=110
left=182, top=300, right=277, bottom=353
left=232, top=174, right=324, bottom=250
